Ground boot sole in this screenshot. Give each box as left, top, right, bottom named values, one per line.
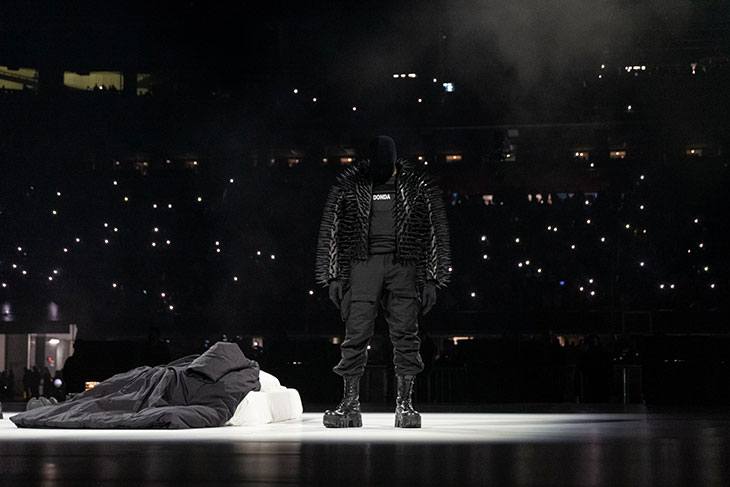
left=395, top=415, right=421, bottom=428
left=323, top=413, right=363, bottom=428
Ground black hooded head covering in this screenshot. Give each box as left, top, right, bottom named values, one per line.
left=368, top=135, right=397, bottom=185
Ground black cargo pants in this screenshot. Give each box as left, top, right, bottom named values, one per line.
left=333, top=252, right=425, bottom=377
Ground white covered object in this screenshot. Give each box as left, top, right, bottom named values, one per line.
left=226, top=370, right=303, bottom=426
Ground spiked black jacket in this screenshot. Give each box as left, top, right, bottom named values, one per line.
left=316, top=158, right=452, bottom=293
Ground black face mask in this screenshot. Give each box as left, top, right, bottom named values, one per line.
left=369, top=135, right=397, bottom=186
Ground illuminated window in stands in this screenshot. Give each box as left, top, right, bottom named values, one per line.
left=134, top=161, right=149, bottom=175
left=185, top=160, right=200, bottom=169
left=340, top=157, right=354, bottom=165
left=445, top=154, right=462, bottom=163
left=685, top=148, right=703, bottom=157
left=503, top=153, right=516, bottom=162
left=574, top=151, right=590, bottom=160
left=610, top=150, right=627, bottom=160
left=287, top=158, right=300, bottom=167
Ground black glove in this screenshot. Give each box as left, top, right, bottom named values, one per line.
left=421, top=281, right=438, bottom=315
left=328, top=278, right=344, bottom=310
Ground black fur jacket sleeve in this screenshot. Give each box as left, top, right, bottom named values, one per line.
left=315, top=158, right=451, bottom=293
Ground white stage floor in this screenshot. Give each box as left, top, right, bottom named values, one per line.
left=2, top=410, right=729, bottom=486
left=3, top=411, right=653, bottom=443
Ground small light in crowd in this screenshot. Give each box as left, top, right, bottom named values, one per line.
left=256, top=251, right=261, bottom=256
left=112, top=283, right=117, bottom=288
left=640, top=205, right=645, bottom=210
left=48, top=276, right=53, bottom=281
left=688, top=249, right=692, bottom=253
left=216, top=248, right=221, bottom=253
left=699, top=243, right=704, bottom=248
left=229, top=178, right=234, bottom=183
left=659, top=284, right=665, bottom=289
left=161, top=292, right=166, bottom=297
left=233, top=276, right=238, bottom=281
left=52, top=210, right=57, bottom=215
left=553, top=227, right=558, bottom=232
left=417, top=98, right=422, bottom=103
left=151, top=242, right=156, bottom=247
left=12, top=264, right=16, bottom=268
left=17, top=246, right=22, bottom=251
left=270, top=254, right=276, bottom=260
left=197, top=196, right=202, bottom=202
left=570, top=244, right=576, bottom=249
left=113, top=180, right=118, bottom=186
left=704, top=266, right=709, bottom=271
left=547, top=225, right=552, bottom=230
left=625, top=223, right=631, bottom=229
left=153, top=203, right=158, bottom=208
left=22, top=270, right=26, bottom=275
left=482, top=254, right=488, bottom=260
left=640, top=261, right=645, bottom=267
left=114, top=227, right=118, bottom=232
left=215, top=241, right=220, bottom=246
left=293, top=88, right=298, bottom=94
left=518, top=262, right=523, bottom=268
left=166, top=240, right=170, bottom=245
left=168, top=203, right=172, bottom=209
left=448, top=267, right=453, bottom=272
left=515, top=237, right=520, bottom=243
left=601, top=64, right=605, bottom=69
left=640, top=174, right=645, bottom=180
left=579, top=286, right=584, bottom=291
left=169, top=305, right=174, bottom=310
left=49, top=338, right=60, bottom=345
left=670, top=284, right=675, bottom=289
left=53, top=269, right=58, bottom=274
left=537, top=268, right=542, bottom=273
left=590, top=291, right=595, bottom=296
left=585, top=200, right=590, bottom=205
left=56, top=191, right=61, bottom=196
left=154, top=227, right=159, bottom=232
left=586, top=219, right=591, bottom=224
left=481, top=235, right=487, bottom=241
left=588, top=279, right=594, bottom=284
left=309, top=290, right=314, bottom=295
left=1, top=283, right=6, bottom=288
left=104, top=239, right=109, bottom=244
left=367, top=345, right=372, bottom=350
left=123, top=196, right=129, bottom=202
left=352, top=106, right=357, bottom=111
left=104, top=223, right=109, bottom=228
left=694, top=218, right=699, bottom=223
left=601, top=237, right=606, bottom=242
left=470, top=292, right=476, bottom=298
left=432, top=77, right=437, bottom=82
left=525, top=260, right=530, bottom=265
left=75, top=237, right=80, bottom=242
left=312, top=97, right=317, bottom=102
left=559, top=281, right=565, bottom=286
left=710, top=283, right=716, bottom=289
left=408, top=73, right=416, bottom=78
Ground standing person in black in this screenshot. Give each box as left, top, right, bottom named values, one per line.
left=316, top=135, right=452, bottom=428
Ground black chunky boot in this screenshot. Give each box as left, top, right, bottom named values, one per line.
left=394, top=374, right=421, bottom=428
left=323, top=374, right=363, bottom=428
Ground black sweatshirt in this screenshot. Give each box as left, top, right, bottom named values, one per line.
left=368, top=174, right=396, bottom=253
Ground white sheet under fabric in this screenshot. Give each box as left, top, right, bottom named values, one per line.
left=225, top=370, right=303, bottom=426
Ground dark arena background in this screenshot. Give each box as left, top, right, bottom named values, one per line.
left=1, top=1, right=730, bottom=486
